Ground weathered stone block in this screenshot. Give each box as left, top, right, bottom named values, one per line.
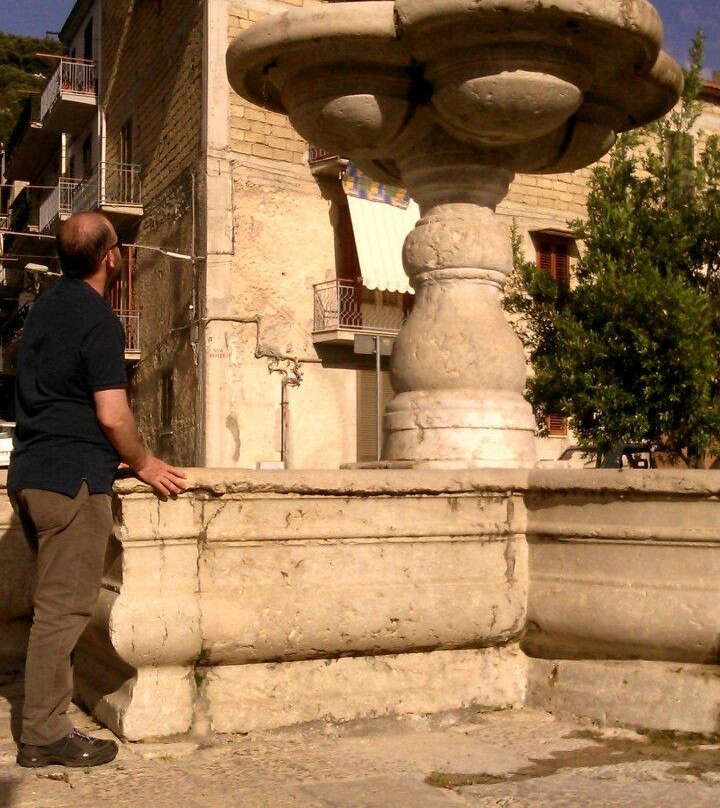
left=205, top=645, right=527, bottom=733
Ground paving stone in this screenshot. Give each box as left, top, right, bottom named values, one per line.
left=0, top=684, right=718, bottom=808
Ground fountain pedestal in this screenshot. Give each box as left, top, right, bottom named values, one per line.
left=385, top=142, right=536, bottom=466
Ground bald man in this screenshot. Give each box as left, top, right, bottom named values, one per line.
left=8, top=212, right=186, bottom=768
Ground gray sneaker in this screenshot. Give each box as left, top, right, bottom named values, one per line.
left=17, top=728, right=118, bottom=768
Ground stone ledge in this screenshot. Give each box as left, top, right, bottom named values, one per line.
left=112, top=468, right=532, bottom=496
left=529, top=468, right=720, bottom=496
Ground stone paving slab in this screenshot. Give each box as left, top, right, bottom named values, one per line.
left=1, top=677, right=719, bottom=808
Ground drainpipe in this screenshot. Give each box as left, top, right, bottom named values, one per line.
left=281, top=377, right=290, bottom=467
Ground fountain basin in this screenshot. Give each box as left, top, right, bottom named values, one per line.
left=227, top=0, right=683, bottom=175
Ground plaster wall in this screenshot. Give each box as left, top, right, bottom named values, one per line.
left=204, top=0, right=362, bottom=469
left=204, top=146, right=362, bottom=468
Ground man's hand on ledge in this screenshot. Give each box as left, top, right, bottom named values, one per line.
left=134, top=455, right=188, bottom=497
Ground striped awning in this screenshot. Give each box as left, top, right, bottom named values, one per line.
left=343, top=163, right=419, bottom=295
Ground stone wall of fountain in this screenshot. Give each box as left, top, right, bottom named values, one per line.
left=3, top=470, right=720, bottom=739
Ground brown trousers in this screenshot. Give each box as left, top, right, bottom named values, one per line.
left=10, top=483, right=112, bottom=746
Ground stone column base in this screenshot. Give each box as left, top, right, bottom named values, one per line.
left=383, top=390, right=537, bottom=468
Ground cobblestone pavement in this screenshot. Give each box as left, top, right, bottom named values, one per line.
left=1, top=677, right=719, bottom=808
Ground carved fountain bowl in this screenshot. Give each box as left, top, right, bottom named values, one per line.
left=226, top=0, right=683, bottom=176
left=280, top=67, right=414, bottom=157
left=432, top=70, right=584, bottom=147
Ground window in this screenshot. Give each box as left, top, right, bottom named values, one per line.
left=535, top=234, right=574, bottom=439
left=357, top=368, right=394, bottom=462
left=546, top=415, right=569, bottom=437
left=120, top=118, right=135, bottom=202
left=83, top=19, right=94, bottom=61
left=160, top=371, right=173, bottom=433
left=120, top=118, right=133, bottom=165
left=535, top=234, right=572, bottom=288
left=82, top=136, right=92, bottom=177
left=340, top=204, right=360, bottom=281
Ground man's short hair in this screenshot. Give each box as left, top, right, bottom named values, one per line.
left=56, top=213, right=115, bottom=279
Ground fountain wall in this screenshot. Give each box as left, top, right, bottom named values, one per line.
left=2, top=469, right=719, bottom=739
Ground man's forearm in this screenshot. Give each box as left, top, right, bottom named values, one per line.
left=99, top=410, right=148, bottom=471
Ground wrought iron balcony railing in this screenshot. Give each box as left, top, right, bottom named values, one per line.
left=313, top=279, right=406, bottom=335
left=41, top=56, right=97, bottom=121
left=307, top=144, right=348, bottom=177
left=114, top=309, right=140, bottom=354
left=72, top=162, right=142, bottom=214
left=39, top=178, right=82, bottom=232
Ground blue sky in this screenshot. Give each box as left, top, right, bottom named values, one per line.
left=0, top=0, right=717, bottom=71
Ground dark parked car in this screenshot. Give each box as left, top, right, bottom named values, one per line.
left=557, top=444, right=658, bottom=469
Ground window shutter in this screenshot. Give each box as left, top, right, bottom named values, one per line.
left=546, top=415, right=568, bottom=436
left=536, top=236, right=572, bottom=288
left=357, top=369, right=394, bottom=462
left=537, top=243, right=552, bottom=272
left=554, top=243, right=570, bottom=287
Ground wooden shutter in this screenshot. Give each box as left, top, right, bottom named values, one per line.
left=546, top=415, right=568, bottom=436
left=536, top=236, right=572, bottom=288
left=341, top=205, right=361, bottom=282
left=357, top=369, right=394, bottom=462
left=554, top=243, right=570, bottom=287
left=537, top=243, right=553, bottom=273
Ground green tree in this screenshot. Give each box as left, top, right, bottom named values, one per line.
left=504, top=33, right=720, bottom=467
left=0, top=31, right=63, bottom=148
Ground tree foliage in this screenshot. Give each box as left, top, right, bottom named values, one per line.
left=0, top=31, right=63, bottom=148
left=504, top=34, right=720, bottom=466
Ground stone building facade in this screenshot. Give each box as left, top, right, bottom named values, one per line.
left=1, top=0, right=719, bottom=469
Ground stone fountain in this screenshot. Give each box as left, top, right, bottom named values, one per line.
left=226, top=0, right=682, bottom=468
left=6, top=1, right=713, bottom=745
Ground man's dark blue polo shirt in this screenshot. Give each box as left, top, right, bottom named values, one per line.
left=8, top=276, right=128, bottom=497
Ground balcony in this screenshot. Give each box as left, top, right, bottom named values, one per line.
left=3, top=186, right=40, bottom=252
left=3, top=96, right=59, bottom=182
left=72, top=162, right=143, bottom=225
left=114, top=309, right=141, bottom=361
left=41, top=56, right=97, bottom=133
left=108, top=251, right=140, bottom=362
left=308, top=145, right=348, bottom=178
left=39, top=178, right=82, bottom=233
left=312, top=279, right=406, bottom=345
